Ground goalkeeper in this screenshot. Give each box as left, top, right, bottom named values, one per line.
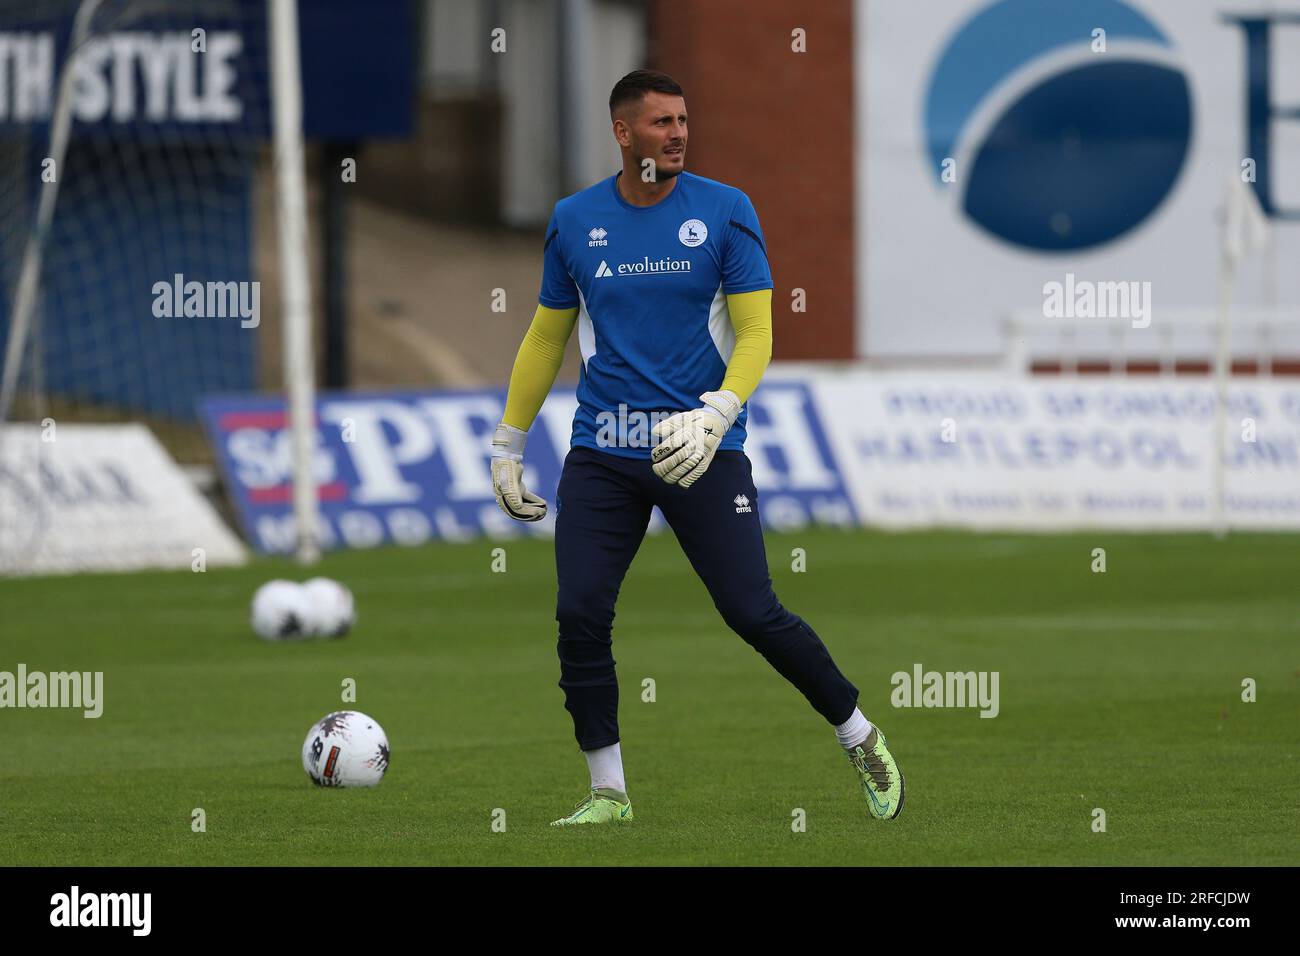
left=491, top=70, right=904, bottom=826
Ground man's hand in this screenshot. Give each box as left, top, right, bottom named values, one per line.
left=650, top=390, right=743, bottom=488
left=491, top=423, right=548, bottom=521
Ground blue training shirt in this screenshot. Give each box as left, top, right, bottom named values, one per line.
left=538, top=170, right=773, bottom=459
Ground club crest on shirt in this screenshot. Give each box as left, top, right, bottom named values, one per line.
left=678, top=219, right=707, bottom=247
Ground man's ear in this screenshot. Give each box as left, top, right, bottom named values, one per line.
left=612, top=114, right=631, bottom=147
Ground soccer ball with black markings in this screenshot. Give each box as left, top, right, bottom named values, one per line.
left=301, top=711, right=390, bottom=788
left=250, top=580, right=313, bottom=641
left=302, top=577, right=356, bottom=638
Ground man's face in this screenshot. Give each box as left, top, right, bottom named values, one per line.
left=616, top=92, right=687, bottom=181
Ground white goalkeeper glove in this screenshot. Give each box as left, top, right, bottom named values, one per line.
left=650, top=389, right=743, bottom=488
left=491, top=423, right=548, bottom=521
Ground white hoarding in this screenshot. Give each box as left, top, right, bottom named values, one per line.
left=811, top=371, right=1300, bottom=529
left=857, top=0, right=1300, bottom=360
left=0, top=424, right=247, bottom=575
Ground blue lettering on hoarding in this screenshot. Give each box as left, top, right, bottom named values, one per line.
left=200, top=382, right=858, bottom=553
left=854, top=428, right=1200, bottom=470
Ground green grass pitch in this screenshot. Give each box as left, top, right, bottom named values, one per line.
left=1, top=529, right=1296, bottom=866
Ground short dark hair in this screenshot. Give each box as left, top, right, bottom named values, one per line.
left=609, top=69, right=684, bottom=119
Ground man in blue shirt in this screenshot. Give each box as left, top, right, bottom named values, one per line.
left=490, top=69, right=904, bottom=826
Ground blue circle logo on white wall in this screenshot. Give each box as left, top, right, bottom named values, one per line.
left=924, top=0, right=1192, bottom=252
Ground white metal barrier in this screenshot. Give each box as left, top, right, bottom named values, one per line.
left=1002, top=310, right=1300, bottom=377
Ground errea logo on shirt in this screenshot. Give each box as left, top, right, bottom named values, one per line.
left=593, top=257, right=692, bottom=278
left=588, top=227, right=608, bottom=247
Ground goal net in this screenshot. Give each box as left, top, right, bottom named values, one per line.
left=0, top=0, right=276, bottom=572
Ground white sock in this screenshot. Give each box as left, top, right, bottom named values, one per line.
left=585, top=742, right=626, bottom=794
left=835, top=708, right=873, bottom=750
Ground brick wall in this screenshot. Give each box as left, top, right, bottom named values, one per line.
left=647, top=0, right=855, bottom=359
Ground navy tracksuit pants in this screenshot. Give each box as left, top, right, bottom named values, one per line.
left=554, top=444, right=859, bottom=751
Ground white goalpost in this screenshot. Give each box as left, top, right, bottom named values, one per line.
left=0, top=0, right=103, bottom=427
left=1213, top=173, right=1271, bottom=538
left=269, top=0, right=320, bottom=565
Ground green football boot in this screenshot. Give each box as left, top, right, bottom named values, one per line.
left=846, top=727, right=905, bottom=821
left=550, top=787, right=634, bottom=827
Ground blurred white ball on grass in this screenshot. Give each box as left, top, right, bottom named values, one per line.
left=250, top=579, right=313, bottom=641
left=251, top=577, right=355, bottom=640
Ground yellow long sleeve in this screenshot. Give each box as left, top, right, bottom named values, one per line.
left=502, top=303, right=578, bottom=430
left=719, top=289, right=773, bottom=404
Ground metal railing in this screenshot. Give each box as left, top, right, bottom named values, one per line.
left=1002, top=309, right=1300, bottom=376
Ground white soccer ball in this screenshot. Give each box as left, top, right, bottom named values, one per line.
left=302, top=577, right=356, bottom=638
left=251, top=580, right=313, bottom=641
left=301, top=711, right=390, bottom=788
